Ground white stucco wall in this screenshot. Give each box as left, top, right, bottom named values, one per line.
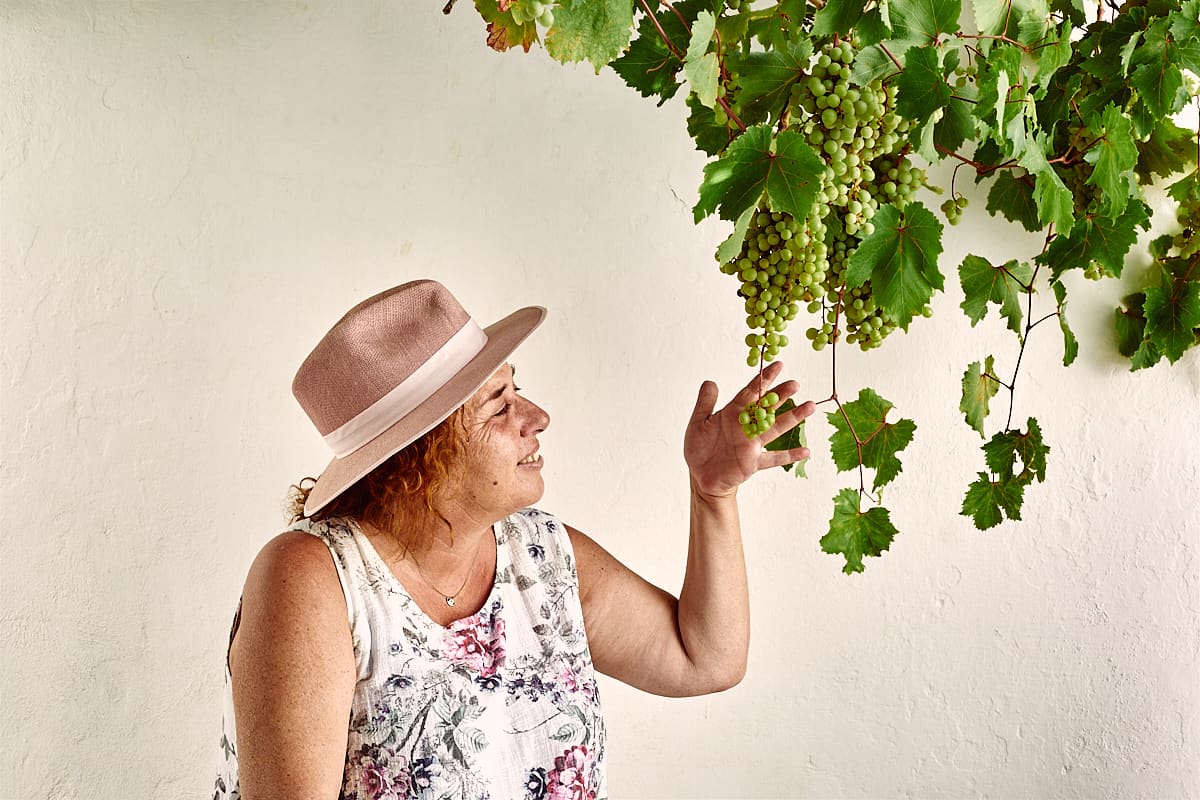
left=2, top=3, right=1198, bottom=798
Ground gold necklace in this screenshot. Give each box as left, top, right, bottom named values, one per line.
left=410, top=532, right=488, bottom=607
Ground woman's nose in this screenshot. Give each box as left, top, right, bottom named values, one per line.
left=521, top=397, right=550, bottom=435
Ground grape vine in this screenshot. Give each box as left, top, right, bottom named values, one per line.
left=462, top=0, right=1200, bottom=574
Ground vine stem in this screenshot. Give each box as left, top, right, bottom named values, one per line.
left=1002, top=227, right=1054, bottom=431
left=659, top=0, right=690, bottom=32
left=637, top=0, right=747, bottom=132
left=638, top=0, right=684, bottom=61
left=880, top=42, right=904, bottom=72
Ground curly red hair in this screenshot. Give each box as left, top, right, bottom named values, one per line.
left=287, top=407, right=470, bottom=555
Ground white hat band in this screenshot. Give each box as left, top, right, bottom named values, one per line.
left=322, top=319, right=488, bottom=458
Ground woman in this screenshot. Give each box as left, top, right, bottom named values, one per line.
left=215, top=279, right=814, bottom=799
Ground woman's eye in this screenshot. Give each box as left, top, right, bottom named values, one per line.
left=494, top=403, right=511, bottom=417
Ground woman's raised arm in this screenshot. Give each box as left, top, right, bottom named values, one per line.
left=572, top=361, right=814, bottom=697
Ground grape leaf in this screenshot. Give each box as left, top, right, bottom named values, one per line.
left=684, top=12, right=719, bottom=108
left=764, top=400, right=808, bottom=477
left=1038, top=201, right=1151, bottom=280
left=1114, top=291, right=1167, bottom=370
left=610, top=33, right=682, bottom=103
left=1018, top=138, right=1075, bottom=236
left=610, top=0, right=711, bottom=104
left=1143, top=270, right=1200, bottom=363
left=812, top=2, right=866, bottom=36
left=821, top=488, right=898, bottom=574
left=985, top=170, right=1041, bottom=231
left=857, top=6, right=894, bottom=46
left=610, top=11, right=686, bottom=103
left=687, top=93, right=733, bottom=155
left=1114, top=297, right=1148, bottom=358
left=1135, top=119, right=1198, bottom=182
left=1131, top=338, right=1165, bottom=370
left=961, top=472, right=1026, bottom=529
left=1048, top=0, right=1085, bottom=25
left=716, top=205, right=755, bottom=265
left=895, top=45, right=951, bottom=120
left=1129, top=17, right=1194, bottom=117
left=889, top=0, right=963, bottom=48
left=1172, top=0, right=1200, bottom=42
left=1130, top=60, right=1189, bottom=120
left=844, top=202, right=945, bottom=331
left=1032, top=22, right=1073, bottom=90
left=1083, top=105, right=1137, bottom=214
left=826, top=388, right=917, bottom=491
left=1169, top=171, right=1200, bottom=205
left=726, top=41, right=812, bottom=127
left=746, top=0, right=808, bottom=51
left=474, top=0, right=538, bottom=52
left=850, top=43, right=902, bottom=86
left=1031, top=163, right=1074, bottom=235
left=545, top=0, right=635, bottom=72
left=958, top=254, right=1033, bottom=334
left=693, top=125, right=825, bottom=224
left=983, top=417, right=1048, bottom=483
left=1052, top=280, right=1078, bottom=366
left=974, top=44, right=1022, bottom=141
left=934, top=98, right=977, bottom=155
left=960, top=356, right=1000, bottom=437
left=973, top=0, right=1013, bottom=37
left=1015, top=0, right=1053, bottom=46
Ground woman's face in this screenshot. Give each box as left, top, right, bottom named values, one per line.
left=444, top=363, right=550, bottom=523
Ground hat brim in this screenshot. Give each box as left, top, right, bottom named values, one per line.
left=302, top=305, right=547, bottom=516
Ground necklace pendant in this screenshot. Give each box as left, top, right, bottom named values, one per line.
left=445, top=596, right=456, bottom=607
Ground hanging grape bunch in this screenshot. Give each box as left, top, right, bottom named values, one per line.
left=720, top=37, right=929, bottom=366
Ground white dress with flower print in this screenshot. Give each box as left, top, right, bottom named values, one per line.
left=214, top=508, right=606, bottom=800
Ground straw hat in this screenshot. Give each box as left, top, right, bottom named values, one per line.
left=292, top=279, right=546, bottom=516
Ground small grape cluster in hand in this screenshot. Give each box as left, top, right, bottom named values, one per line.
left=739, top=391, right=779, bottom=438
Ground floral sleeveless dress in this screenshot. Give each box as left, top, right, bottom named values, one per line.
left=214, top=508, right=607, bottom=800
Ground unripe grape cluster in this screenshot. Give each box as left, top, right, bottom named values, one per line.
left=509, top=0, right=554, bottom=27
left=941, top=194, right=968, bottom=224
left=718, top=36, right=928, bottom=377
left=720, top=208, right=824, bottom=365
left=739, top=391, right=779, bottom=438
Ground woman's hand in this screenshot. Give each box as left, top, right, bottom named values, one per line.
left=684, top=360, right=816, bottom=498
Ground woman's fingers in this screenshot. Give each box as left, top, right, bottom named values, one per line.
left=690, top=379, right=719, bottom=426
left=730, top=360, right=786, bottom=407
left=767, top=398, right=816, bottom=433
left=757, top=445, right=811, bottom=471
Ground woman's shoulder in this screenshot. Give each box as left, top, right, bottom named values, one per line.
left=241, top=527, right=343, bottom=605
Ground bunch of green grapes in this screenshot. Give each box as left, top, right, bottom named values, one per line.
left=940, top=194, right=968, bottom=224
left=716, top=36, right=930, bottom=382
left=784, top=37, right=923, bottom=353
left=738, top=391, right=779, bottom=438
left=720, top=208, right=825, bottom=366
left=509, top=0, right=553, bottom=27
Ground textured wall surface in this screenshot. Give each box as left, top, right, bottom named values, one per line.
left=2, top=3, right=1198, bottom=799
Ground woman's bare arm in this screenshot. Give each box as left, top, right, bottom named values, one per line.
left=228, top=531, right=356, bottom=799
left=572, top=361, right=814, bottom=697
